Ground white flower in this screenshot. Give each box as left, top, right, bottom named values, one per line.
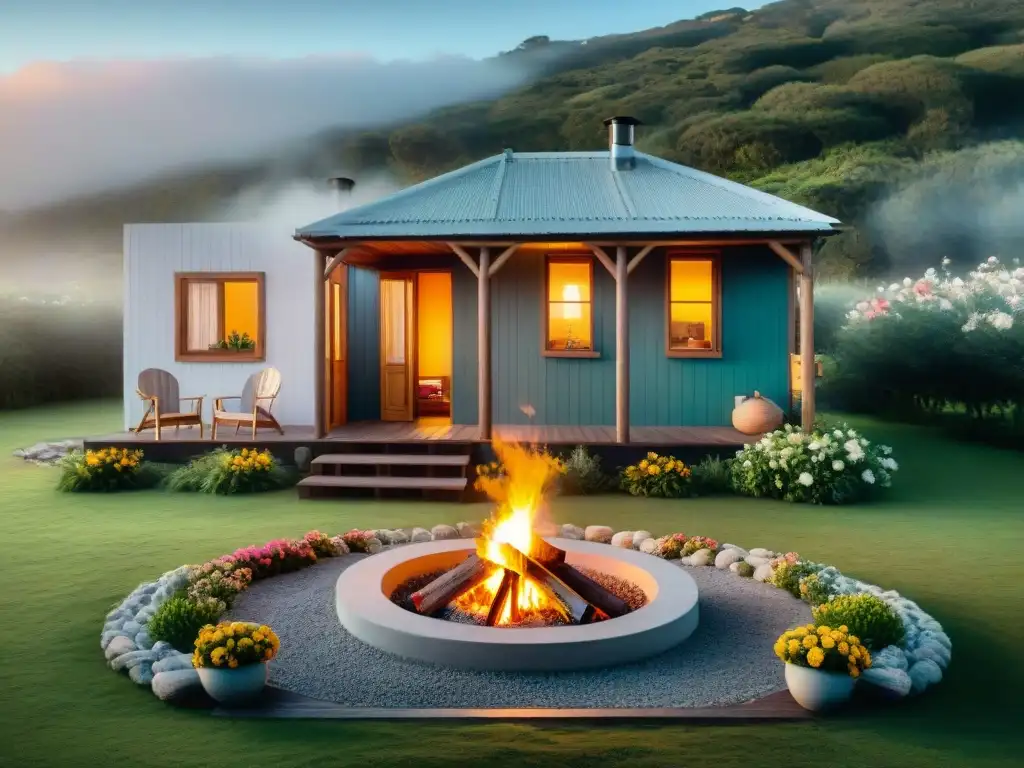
left=735, top=450, right=744, bottom=458
left=743, top=460, right=752, bottom=469
left=798, top=472, right=813, bottom=487
left=769, top=460, right=778, bottom=469
left=844, top=439, right=865, bottom=462
left=881, top=457, right=899, bottom=471
left=833, top=429, right=843, bottom=439
left=888, top=283, right=900, bottom=292
left=941, top=257, right=951, bottom=267
left=787, top=432, right=804, bottom=444
left=862, top=469, right=876, bottom=485
left=938, top=298, right=953, bottom=311
left=987, top=311, right=1014, bottom=331
left=881, top=445, right=892, bottom=455
left=847, top=429, right=857, bottom=438
left=988, top=256, right=998, bottom=264
left=832, top=459, right=844, bottom=471
left=808, top=441, right=821, bottom=451
left=780, top=447, right=794, bottom=459
left=903, top=277, right=912, bottom=287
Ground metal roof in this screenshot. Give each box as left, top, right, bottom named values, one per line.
left=295, top=150, right=840, bottom=240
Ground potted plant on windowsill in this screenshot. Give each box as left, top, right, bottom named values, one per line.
left=774, top=622, right=871, bottom=711
left=208, top=330, right=256, bottom=352
left=192, top=621, right=280, bottom=705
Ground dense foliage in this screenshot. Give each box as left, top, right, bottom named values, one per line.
left=812, top=594, right=906, bottom=650
left=560, top=445, right=614, bottom=495
left=730, top=423, right=898, bottom=504
left=148, top=596, right=225, bottom=654
left=621, top=452, right=695, bottom=498
left=164, top=447, right=297, bottom=494
left=57, top=447, right=163, bottom=492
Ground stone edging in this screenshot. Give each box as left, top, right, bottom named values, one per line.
left=99, top=522, right=951, bottom=706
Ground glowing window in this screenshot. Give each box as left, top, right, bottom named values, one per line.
left=667, top=256, right=720, bottom=355
left=545, top=258, right=594, bottom=354
left=175, top=273, right=265, bottom=361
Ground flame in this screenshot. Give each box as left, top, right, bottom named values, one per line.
left=454, top=440, right=563, bottom=625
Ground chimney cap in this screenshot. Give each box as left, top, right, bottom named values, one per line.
left=603, top=115, right=643, bottom=127
left=328, top=176, right=356, bottom=191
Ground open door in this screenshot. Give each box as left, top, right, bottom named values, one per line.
left=327, top=266, right=348, bottom=428
left=380, top=274, right=415, bottom=421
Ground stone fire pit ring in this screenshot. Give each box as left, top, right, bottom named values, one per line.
left=335, top=537, right=700, bottom=672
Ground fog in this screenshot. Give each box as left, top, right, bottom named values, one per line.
left=0, top=52, right=532, bottom=211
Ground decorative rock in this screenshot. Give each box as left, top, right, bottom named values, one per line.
left=134, top=631, right=155, bottom=650
left=152, top=653, right=195, bottom=674
left=744, top=555, right=771, bottom=568
left=639, top=538, right=658, bottom=554
left=632, top=531, right=652, bottom=548
left=129, top=663, right=155, bottom=685
left=364, top=537, right=383, bottom=554
left=721, top=543, right=748, bottom=556
left=121, top=620, right=143, bottom=636
left=584, top=525, right=613, bottom=544
left=715, top=549, right=744, bottom=569
left=748, top=547, right=775, bottom=559
left=430, top=524, right=460, bottom=541
left=870, top=645, right=909, bottom=671
left=729, top=561, right=742, bottom=573
left=861, top=667, right=912, bottom=698
left=100, top=630, right=126, bottom=650
left=294, top=446, right=312, bottom=473
left=610, top=531, right=634, bottom=548
left=560, top=524, right=584, bottom=540
left=388, top=530, right=410, bottom=545
left=908, top=660, right=942, bottom=694
left=410, top=528, right=432, bottom=543
left=693, top=548, right=715, bottom=566
left=752, top=563, right=774, bottom=582
left=911, top=641, right=951, bottom=669
left=110, top=650, right=158, bottom=673
left=918, top=629, right=952, bottom=652
left=151, top=669, right=211, bottom=706
left=456, top=521, right=480, bottom=539
left=150, top=641, right=177, bottom=660
left=104, top=636, right=137, bottom=661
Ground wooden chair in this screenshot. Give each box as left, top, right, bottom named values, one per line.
left=135, top=368, right=205, bottom=441
left=211, top=367, right=285, bottom=440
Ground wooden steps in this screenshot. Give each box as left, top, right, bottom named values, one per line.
left=297, top=447, right=472, bottom=501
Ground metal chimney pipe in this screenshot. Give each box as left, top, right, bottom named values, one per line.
left=603, top=116, right=642, bottom=171
left=327, top=176, right=356, bottom=205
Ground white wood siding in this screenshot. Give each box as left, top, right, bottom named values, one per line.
left=122, top=223, right=315, bottom=429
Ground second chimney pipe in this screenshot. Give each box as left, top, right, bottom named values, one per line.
left=604, top=116, right=642, bottom=171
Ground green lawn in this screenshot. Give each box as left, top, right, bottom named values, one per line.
left=1, top=401, right=1021, bottom=768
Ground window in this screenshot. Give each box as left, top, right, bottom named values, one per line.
left=544, top=257, right=597, bottom=356
left=667, top=254, right=720, bottom=357
left=174, top=272, right=265, bottom=362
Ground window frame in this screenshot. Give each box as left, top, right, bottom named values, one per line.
left=542, top=254, right=600, bottom=358
left=664, top=251, right=722, bottom=359
left=174, top=271, right=266, bottom=363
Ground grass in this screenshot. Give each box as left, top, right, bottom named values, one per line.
left=1, top=400, right=1022, bottom=768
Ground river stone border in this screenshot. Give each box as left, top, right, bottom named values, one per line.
left=99, top=522, right=951, bottom=708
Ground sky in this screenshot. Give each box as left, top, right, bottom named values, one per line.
left=0, top=0, right=757, bottom=210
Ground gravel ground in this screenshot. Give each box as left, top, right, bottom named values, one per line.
left=224, top=549, right=811, bottom=708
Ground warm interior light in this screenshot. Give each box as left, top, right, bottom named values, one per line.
left=561, top=283, right=582, bottom=320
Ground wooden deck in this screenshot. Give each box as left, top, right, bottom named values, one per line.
left=213, top=686, right=811, bottom=722
left=87, top=420, right=754, bottom=447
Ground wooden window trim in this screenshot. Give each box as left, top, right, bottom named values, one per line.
left=665, top=251, right=722, bottom=359
left=542, top=254, right=600, bottom=359
left=174, top=271, right=266, bottom=363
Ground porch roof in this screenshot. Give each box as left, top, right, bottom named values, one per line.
left=295, top=150, right=840, bottom=241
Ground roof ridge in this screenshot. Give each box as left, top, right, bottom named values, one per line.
left=486, top=151, right=509, bottom=220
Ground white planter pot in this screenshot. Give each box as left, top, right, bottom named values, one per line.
left=197, top=662, right=268, bottom=705
left=784, top=662, right=856, bottom=711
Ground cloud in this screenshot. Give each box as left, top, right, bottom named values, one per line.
left=0, top=52, right=531, bottom=210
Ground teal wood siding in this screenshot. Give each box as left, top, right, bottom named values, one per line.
left=346, top=266, right=381, bottom=421
left=629, top=246, right=790, bottom=426
left=451, top=265, right=479, bottom=425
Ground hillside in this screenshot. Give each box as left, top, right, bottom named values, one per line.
left=3, top=0, right=1024, bottom=278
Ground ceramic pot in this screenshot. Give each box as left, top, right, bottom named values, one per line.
left=731, top=391, right=784, bottom=435
left=197, top=662, right=268, bottom=705
left=784, top=662, right=856, bottom=711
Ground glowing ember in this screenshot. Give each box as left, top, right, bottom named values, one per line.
left=454, top=441, right=564, bottom=625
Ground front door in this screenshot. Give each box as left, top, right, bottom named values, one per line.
left=327, top=266, right=348, bottom=428
left=380, top=274, right=415, bottom=421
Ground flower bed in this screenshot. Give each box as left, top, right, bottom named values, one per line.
left=100, top=521, right=947, bottom=709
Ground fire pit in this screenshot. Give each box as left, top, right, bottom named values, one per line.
left=334, top=442, right=700, bottom=671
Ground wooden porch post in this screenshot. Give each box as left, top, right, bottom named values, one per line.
left=615, top=246, right=629, bottom=443
left=313, top=249, right=328, bottom=438
left=478, top=247, right=492, bottom=440
left=799, top=242, right=816, bottom=429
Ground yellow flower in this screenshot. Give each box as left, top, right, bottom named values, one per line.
left=848, top=665, right=861, bottom=678
left=264, top=648, right=274, bottom=660
left=806, top=647, right=825, bottom=668
left=647, top=452, right=658, bottom=460
left=838, top=641, right=850, bottom=655
left=820, top=635, right=836, bottom=649
left=86, top=455, right=99, bottom=466
left=212, top=631, right=224, bottom=643
left=773, top=640, right=786, bottom=658
left=253, top=631, right=264, bottom=642
left=848, top=654, right=858, bottom=664
left=648, top=465, right=660, bottom=475
left=664, top=461, right=675, bottom=471
left=787, top=639, right=801, bottom=655
left=228, top=657, right=239, bottom=669
left=848, top=635, right=861, bottom=646
left=226, top=639, right=235, bottom=650
left=639, top=460, right=648, bottom=470
left=238, top=638, right=254, bottom=650
left=817, top=625, right=831, bottom=636
left=839, top=625, right=849, bottom=633
left=802, top=634, right=819, bottom=649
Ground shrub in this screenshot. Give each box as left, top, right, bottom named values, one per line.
left=651, top=533, right=689, bottom=559
left=736, top=561, right=755, bottom=578
left=681, top=535, right=719, bottom=556
left=691, top=455, right=732, bottom=494
left=57, top=447, right=163, bottom=492
left=192, top=621, right=280, bottom=669
left=185, top=560, right=253, bottom=608
left=303, top=530, right=350, bottom=557
left=340, top=529, right=382, bottom=554
left=770, top=558, right=824, bottom=598
left=227, top=538, right=317, bottom=579
left=774, top=623, right=872, bottom=678
left=812, top=594, right=906, bottom=650
left=729, top=423, right=898, bottom=504
left=560, top=446, right=613, bottom=495
left=798, top=572, right=839, bottom=606
left=164, top=447, right=296, bottom=494
left=621, top=452, right=694, bottom=498
left=148, top=596, right=225, bottom=653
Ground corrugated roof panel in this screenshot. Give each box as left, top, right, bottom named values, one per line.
left=496, top=156, right=630, bottom=221
left=295, top=150, right=840, bottom=238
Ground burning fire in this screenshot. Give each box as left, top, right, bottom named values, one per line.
left=455, top=441, right=564, bottom=626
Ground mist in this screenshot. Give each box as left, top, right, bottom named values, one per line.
left=0, top=52, right=532, bottom=211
